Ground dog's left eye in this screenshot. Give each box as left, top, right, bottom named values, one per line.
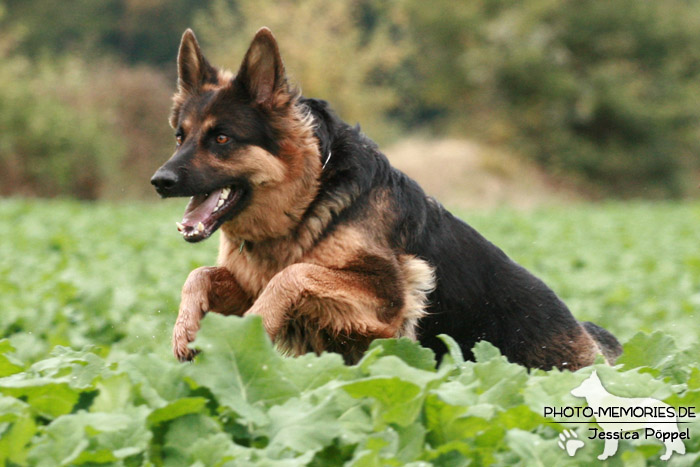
left=216, top=135, right=230, bottom=144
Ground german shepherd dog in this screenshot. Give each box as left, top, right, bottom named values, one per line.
left=151, top=28, right=622, bottom=369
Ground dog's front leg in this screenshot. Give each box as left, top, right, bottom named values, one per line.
left=173, top=266, right=251, bottom=361
left=244, top=263, right=400, bottom=343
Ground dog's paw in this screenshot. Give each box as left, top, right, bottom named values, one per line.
left=558, top=429, right=584, bottom=457
left=172, top=319, right=200, bottom=362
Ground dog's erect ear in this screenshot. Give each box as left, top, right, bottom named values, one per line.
left=177, top=29, right=214, bottom=94
left=236, top=27, right=288, bottom=107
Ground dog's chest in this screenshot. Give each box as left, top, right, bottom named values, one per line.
left=216, top=234, right=281, bottom=297
left=218, top=225, right=371, bottom=299
left=222, top=251, right=281, bottom=298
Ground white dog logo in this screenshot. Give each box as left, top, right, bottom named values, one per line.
left=570, top=370, right=686, bottom=460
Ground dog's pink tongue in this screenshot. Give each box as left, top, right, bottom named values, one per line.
left=181, top=189, right=222, bottom=227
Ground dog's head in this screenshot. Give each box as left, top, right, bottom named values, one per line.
left=151, top=28, right=320, bottom=242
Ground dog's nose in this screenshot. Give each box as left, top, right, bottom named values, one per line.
left=151, top=167, right=179, bottom=195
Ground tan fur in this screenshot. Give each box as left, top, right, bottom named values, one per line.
left=199, top=116, right=218, bottom=134
left=209, top=146, right=288, bottom=185
left=218, top=226, right=368, bottom=297
left=202, top=69, right=234, bottom=92
left=396, top=256, right=436, bottom=340
left=534, top=325, right=602, bottom=371
left=566, top=329, right=602, bottom=370
left=245, top=264, right=396, bottom=338
left=218, top=69, right=234, bottom=83
left=173, top=269, right=209, bottom=360
left=219, top=102, right=322, bottom=242
left=173, top=266, right=251, bottom=360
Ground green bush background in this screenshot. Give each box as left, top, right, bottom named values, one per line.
left=2, top=0, right=700, bottom=198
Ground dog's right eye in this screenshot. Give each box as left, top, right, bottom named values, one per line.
left=216, top=134, right=231, bottom=145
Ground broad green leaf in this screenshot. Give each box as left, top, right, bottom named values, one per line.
left=355, top=345, right=385, bottom=373
left=0, top=395, right=31, bottom=421
left=148, top=397, right=208, bottom=425
left=524, top=370, right=587, bottom=419
left=119, top=353, right=191, bottom=406
left=617, top=332, right=677, bottom=372
left=505, top=429, right=573, bottom=466
left=0, top=396, right=36, bottom=465
left=431, top=380, right=479, bottom=407
left=367, top=355, right=446, bottom=389
left=187, top=433, right=251, bottom=466
left=472, top=340, right=502, bottom=363
left=187, top=315, right=299, bottom=424
left=28, top=407, right=150, bottom=466
left=463, top=347, right=529, bottom=408
left=423, top=394, right=488, bottom=444
left=421, top=440, right=473, bottom=466
left=0, top=340, right=24, bottom=377
left=667, top=367, right=700, bottom=409
left=343, top=376, right=423, bottom=427
left=495, top=405, right=547, bottom=431
left=163, top=412, right=222, bottom=445
left=163, top=414, right=252, bottom=467
left=334, top=395, right=373, bottom=444
left=591, top=365, right=673, bottom=400
left=0, top=375, right=80, bottom=418
left=28, top=414, right=91, bottom=467
left=91, top=373, right=133, bottom=412
left=282, top=351, right=353, bottom=392
left=30, top=346, right=106, bottom=389
left=346, top=429, right=399, bottom=467
left=394, top=423, right=426, bottom=463
left=265, top=395, right=342, bottom=456
left=366, top=338, right=437, bottom=371
left=438, top=334, right=464, bottom=366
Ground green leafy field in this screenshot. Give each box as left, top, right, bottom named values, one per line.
left=1, top=199, right=699, bottom=465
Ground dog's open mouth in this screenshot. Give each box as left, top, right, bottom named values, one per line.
left=176, top=186, right=245, bottom=242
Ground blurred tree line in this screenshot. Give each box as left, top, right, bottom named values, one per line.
left=1, top=0, right=699, bottom=199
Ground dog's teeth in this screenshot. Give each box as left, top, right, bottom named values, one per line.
left=221, top=187, right=231, bottom=199
left=176, top=222, right=184, bottom=232
left=217, top=198, right=224, bottom=207
left=197, top=222, right=205, bottom=233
